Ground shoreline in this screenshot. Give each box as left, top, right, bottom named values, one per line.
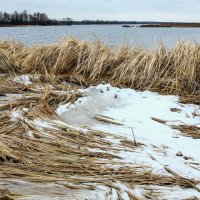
left=0, top=24, right=72, bottom=27
left=1, top=22, right=200, bottom=28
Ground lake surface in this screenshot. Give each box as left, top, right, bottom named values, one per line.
left=0, top=25, right=200, bottom=48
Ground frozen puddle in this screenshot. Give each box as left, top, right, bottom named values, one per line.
left=58, top=84, right=200, bottom=199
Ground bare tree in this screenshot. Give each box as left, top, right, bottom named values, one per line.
left=0, top=10, right=72, bottom=26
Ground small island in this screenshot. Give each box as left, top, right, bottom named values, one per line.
left=140, top=23, right=200, bottom=28
left=122, top=25, right=134, bottom=28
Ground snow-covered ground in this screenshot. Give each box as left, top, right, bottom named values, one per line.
left=1, top=75, right=200, bottom=199
left=57, top=84, right=200, bottom=199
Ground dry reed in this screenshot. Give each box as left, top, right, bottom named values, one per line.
left=0, top=38, right=200, bottom=103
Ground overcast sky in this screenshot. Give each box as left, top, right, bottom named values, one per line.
left=1, top=0, right=200, bottom=22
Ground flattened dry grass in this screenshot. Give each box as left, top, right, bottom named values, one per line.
left=0, top=76, right=199, bottom=199
left=172, top=125, right=200, bottom=139
left=0, top=114, right=198, bottom=191
left=0, top=188, right=21, bottom=200
left=0, top=38, right=200, bottom=102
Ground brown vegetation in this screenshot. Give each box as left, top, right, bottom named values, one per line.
left=1, top=39, right=200, bottom=198
left=0, top=38, right=200, bottom=105
left=172, top=125, right=200, bottom=139
left=0, top=75, right=199, bottom=199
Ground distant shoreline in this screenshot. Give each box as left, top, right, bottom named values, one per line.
left=0, top=24, right=40, bottom=27
left=1, top=22, right=200, bottom=28
left=140, top=23, right=200, bottom=28
left=0, top=24, right=73, bottom=27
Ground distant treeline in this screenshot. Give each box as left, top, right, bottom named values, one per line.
left=72, top=20, right=137, bottom=25
left=2, top=11, right=196, bottom=27
left=0, top=11, right=163, bottom=26
left=0, top=10, right=73, bottom=26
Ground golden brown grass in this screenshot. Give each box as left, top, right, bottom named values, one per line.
left=0, top=38, right=200, bottom=103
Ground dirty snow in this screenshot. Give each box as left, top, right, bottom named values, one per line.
left=58, top=84, right=200, bottom=199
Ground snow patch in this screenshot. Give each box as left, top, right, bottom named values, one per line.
left=14, top=75, right=32, bottom=85
left=56, top=104, right=70, bottom=115
left=33, top=118, right=54, bottom=129
left=10, top=108, right=29, bottom=122
left=58, top=83, right=200, bottom=198
left=10, top=109, right=24, bottom=122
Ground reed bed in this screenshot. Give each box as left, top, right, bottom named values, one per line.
left=1, top=39, right=200, bottom=198
left=0, top=38, right=200, bottom=103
